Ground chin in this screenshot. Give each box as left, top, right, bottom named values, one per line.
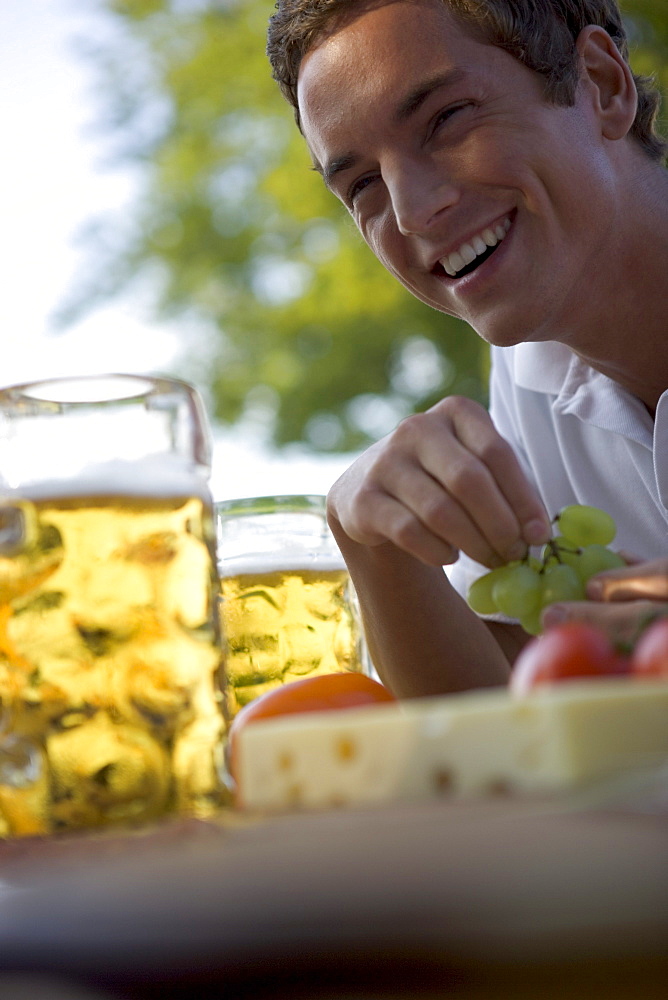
left=469, top=323, right=528, bottom=349
left=472, top=312, right=559, bottom=349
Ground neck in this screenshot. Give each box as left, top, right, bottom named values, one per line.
left=562, top=157, right=668, bottom=414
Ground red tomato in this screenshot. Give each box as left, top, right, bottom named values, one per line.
left=630, top=617, right=668, bottom=678
left=510, top=622, right=630, bottom=695
left=227, top=673, right=396, bottom=793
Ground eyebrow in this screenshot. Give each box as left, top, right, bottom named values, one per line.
left=394, top=69, right=466, bottom=122
left=319, top=153, right=358, bottom=188
left=317, top=68, right=467, bottom=189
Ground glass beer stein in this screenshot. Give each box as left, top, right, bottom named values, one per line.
left=216, top=494, right=371, bottom=721
left=0, top=374, right=226, bottom=837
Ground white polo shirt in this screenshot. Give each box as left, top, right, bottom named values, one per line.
left=448, top=340, right=668, bottom=599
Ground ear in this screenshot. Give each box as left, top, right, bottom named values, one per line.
left=576, top=25, right=637, bottom=141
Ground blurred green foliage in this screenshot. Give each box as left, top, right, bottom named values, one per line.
left=61, top=0, right=667, bottom=451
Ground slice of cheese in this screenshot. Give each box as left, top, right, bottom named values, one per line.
left=236, top=680, right=668, bottom=812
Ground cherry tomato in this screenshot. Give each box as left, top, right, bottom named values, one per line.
left=227, top=673, right=396, bottom=793
left=630, top=617, right=668, bottom=678
left=510, top=623, right=630, bottom=695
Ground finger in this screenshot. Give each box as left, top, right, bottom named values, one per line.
left=615, top=550, right=643, bottom=566
left=541, top=599, right=668, bottom=647
left=448, top=400, right=550, bottom=547
left=369, top=444, right=505, bottom=567
left=399, top=475, right=505, bottom=568
left=586, top=558, right=668, bottom=602
left=372, top=420, right=515, bottom=566
left=333, top=477, right=459, bottom=566
left=379, top=493, right=460, bottom=566
left=419, top=400, right=549, bottom=560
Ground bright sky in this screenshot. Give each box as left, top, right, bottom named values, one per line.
left=1, top=0, right=357, bottom=501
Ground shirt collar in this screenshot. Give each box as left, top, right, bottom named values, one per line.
left=510, top=341, right=655, bottom=445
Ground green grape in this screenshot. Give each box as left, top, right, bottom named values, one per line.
left=467, top=567, right=505, bottom=614
left=573, top=544, right=625, bottom=584
left=555, top=504, right=616, bottom=547
left=466, top=503, right=619, bottom=635
left=491, top=562, right=542, bottom=619
left=519, top=606, right=543, bottom=636
left=545, top=535, right=580, bottom=567
left=541, top=562, right=585, bottom=606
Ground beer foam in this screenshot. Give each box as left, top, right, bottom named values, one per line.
left=219, top=552, right=347, bottom=577
left=13, top=455, right=211, bottom=502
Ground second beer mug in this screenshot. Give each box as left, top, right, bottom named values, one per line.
left=216, top=495, right=370, bottom=720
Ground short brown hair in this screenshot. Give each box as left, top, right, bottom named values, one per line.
left=267, top=0, right=666, bottom=161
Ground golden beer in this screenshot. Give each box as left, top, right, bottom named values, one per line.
left=0, top=485, right=226, bottom=838
left=220, top=558, right=366, bottom=718
left=216, top=495, right=370, bottom=722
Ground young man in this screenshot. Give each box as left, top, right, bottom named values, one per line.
left=267, top=0, right=668, bottom=697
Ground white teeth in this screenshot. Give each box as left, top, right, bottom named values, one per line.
left=448, top=250, right=465, bottom=273
left=439, top=216, right=511, bottom=278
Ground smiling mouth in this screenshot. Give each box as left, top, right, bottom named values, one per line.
left=435, top=216, right=512, bottom=280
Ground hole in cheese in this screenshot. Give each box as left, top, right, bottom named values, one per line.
left=335, top=736, right=357, bottom=762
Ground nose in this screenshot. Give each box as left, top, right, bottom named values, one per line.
left=385, top=154, right=460, bottom=236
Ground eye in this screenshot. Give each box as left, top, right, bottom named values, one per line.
left=348, top=172, right=379, bottom=205
left=428, top=102, right=471, bottom=139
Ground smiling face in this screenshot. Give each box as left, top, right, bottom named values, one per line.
left=297, top=0, right=626, bottom=349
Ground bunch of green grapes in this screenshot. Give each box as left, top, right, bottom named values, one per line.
left=466, top=504, right=625, bottom=635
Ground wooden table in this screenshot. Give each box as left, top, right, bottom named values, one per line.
left=0, top=769, right=666, bottom=998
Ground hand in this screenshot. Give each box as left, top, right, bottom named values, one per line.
left=541, top=557, right=668, bottom=646
left=327, top=396, right=551, bottom=568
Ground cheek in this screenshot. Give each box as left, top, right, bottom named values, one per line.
left=362, top=212, right=402, bottom=270
left=362, top=214, right=445, bottom=311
